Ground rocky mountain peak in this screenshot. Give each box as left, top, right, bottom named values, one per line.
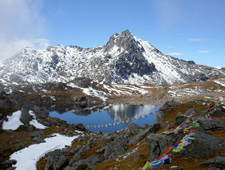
left=104, top=30, right=140, bottom=52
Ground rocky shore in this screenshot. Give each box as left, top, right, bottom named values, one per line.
left=0, top=92, right=225, bottom=170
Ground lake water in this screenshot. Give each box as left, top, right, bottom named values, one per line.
left=50, top=104, right=161, bottom=133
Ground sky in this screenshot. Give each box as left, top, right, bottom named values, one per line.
left=0, top=0, right=225, bottom=67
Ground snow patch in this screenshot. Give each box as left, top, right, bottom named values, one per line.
left=2, top=111, right=23, bottom=130
left=214, top=80, right=225, bottom=87
left=29, top=111, right=47, bottom=129
left=10, top=133, right=78, bottom=170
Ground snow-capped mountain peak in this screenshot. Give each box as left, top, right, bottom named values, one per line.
left=0, top=30, right=224, bottom=85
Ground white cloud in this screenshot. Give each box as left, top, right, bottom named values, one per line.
left=0, top=0, right=49, bottom=61
left=188, top=38, right=210, bottom=42
left=167, top=53, right=184, bottom=56
left=0, top=39, right=50, bottom=61
left=198, top=50, right=210, bottom=53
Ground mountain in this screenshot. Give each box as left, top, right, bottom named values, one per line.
left=0, top=30, right=224, bottom=85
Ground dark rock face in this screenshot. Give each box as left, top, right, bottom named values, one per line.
left=198, top=117, right=225, bottom=131
left=20, top=108, right=32, bottom=125
left=33, top=105, right=49, bottom=119
left=128, top=123, right=161, bottom=145
left=45, top=149, right=68, bottom=170
left=145, top=133, right=181, bottom=162
left=175, top=131, right=223, bottom=158
left=104, top=136, right=127, bottom=159
left=174, top=116, right=188, bottom=126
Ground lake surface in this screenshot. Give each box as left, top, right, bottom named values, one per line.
left=50, top=104, right=161, bottom=133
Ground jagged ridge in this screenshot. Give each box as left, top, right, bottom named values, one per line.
left=0, top=30, right=224, bottom=85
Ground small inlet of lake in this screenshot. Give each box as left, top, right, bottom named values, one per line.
left=50, top=104, right=161, bottom=133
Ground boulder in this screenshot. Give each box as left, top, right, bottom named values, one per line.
left=72, top=144, right=91, bottom=162
left=200, top=156, right=225, bottom=168
left=211, top=109, right=225, bottom=117
left=175, top=131, right=223, bottom=158
left=129, top=123, right=161, bottom=145
left=99, top=133, right=114, bottom=142
left=146, top=133, right=180, bottom=162
left=153, top=101, right=179, bottom=124
left=76, top=123, right=86, bottom=131
left=33, top=137, right=45, bottom=143
left=45, top=149, right=68, bottom=170
left=174, top=116, right=188, bottom=126
left=198, top=117, right=225, bottom=131
left=185, top=107, right=196, bottom=116
left=154, top=110, right=164, bottom=124
left=123, top=123, right=140, bottom=136
left=20, top=108, right=32, bottom=125
left=33, top=105, right=49, bottom=119
left=104, top=136, right=127, bottom=159
left=146, top=130, right=223, bottom=162
left=66, top=155, right=104, bottom=170
left=68, top=145, right=82, bottom=156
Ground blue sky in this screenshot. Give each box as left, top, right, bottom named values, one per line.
left=0, top=0, right=225, bottom=67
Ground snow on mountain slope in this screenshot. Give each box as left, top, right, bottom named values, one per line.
left=0, top=30, right=224, bottom=85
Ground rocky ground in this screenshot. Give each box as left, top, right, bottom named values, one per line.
left=0, top=77, right=225, bottom=170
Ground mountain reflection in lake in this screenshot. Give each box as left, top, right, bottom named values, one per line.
left=50, top=104, right=161, bottom=133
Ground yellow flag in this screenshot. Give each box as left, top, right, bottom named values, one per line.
left=142, top=161, right=151, bottom=170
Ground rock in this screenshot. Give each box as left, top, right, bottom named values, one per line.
left=200, top=156, right=225, bottom=167
left=33, top=105, right=49, bottom=119
left=76, top=123, right=86, bottom=131
left=123, top=123, right=140, bottom=136
left=3, top=159, right=17, bottom=165
left=20, top=108, right=32, bottom=125
left=175, top=131, right=223, bottom=158
left=30, top=131, right=44, bottom=138
left=27, top=124, right=36, bottom=131
left=15, top=143, right=25, bottom=150
left=185, top=107, right=196, bottom=116
left=146, top=133, right=180, bottom=162
left=66, top=154, right=104, bottom=170
left=207, top=168, right=221, bottom=170
left=88, top=137, right=96, bottom=145
left=99, top=133, right=114, bottom=142
left=211, top=109, right=225, bottom=117
left=164, top=100, right=180, bottom=108
left=104, top=136, right=127, bottom=159
left=154, top=110, right=164, bottom=124
left=45, top=149, right=68, bottom=170
left=128, top=123, right=161, bottom=145
left=68, top=145, right=82, bottom=156
left=0, top=99, right=8, bottom=108
left=33, top=137, right=45, bottom=143
left=198, top=117, right=225, bottom=131
left=65, top=160, right=89, bottom=170
left=174, top=116, right=188, bottom=126
left=72, top=144, right=91, bottom=161
left=95, top=146, right=107, bottom=154
left=79, top=144, right=91, bottom=155
left=88, top=154, right=104, bottom=168
left=153, top=101, right=179, bottom=125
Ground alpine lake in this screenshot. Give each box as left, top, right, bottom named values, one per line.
left=50, top=104, right=161, bottom=133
